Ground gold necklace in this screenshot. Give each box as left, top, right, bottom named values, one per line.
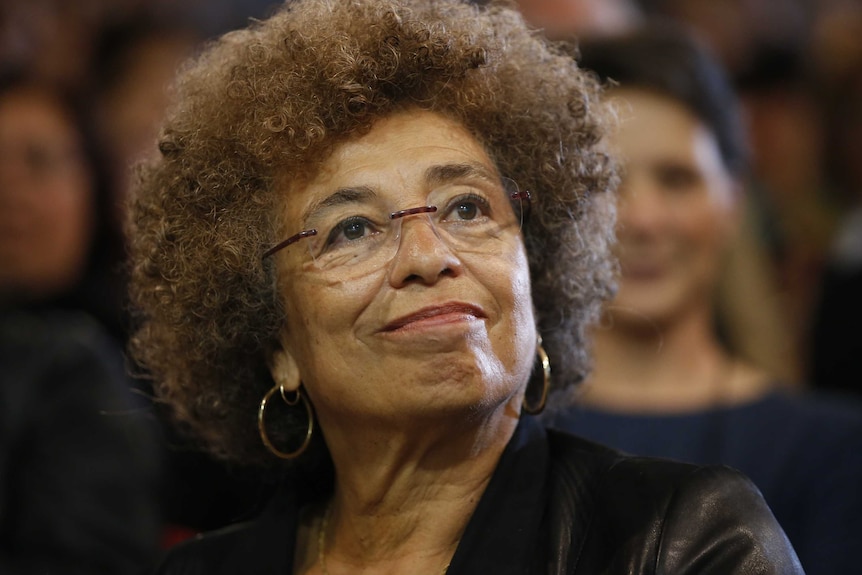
left=317, top=504, right=450, bottom=575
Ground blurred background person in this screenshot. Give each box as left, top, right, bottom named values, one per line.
left=544, top=25, right=862, bottom=575
left=733, top=40, right=836, bottom=379
left=513, top=0, right=643, bottom=39
left=0, top=0, right=280, bottom=550
left=0, top=66, right=162, bottom=574
left=0, top=0, right=105, bottom=90
left=93, top=15, right=202, bottom=223
left=807, top=6, right=862, bottom=397
left=90, top=10, right=276, bottom=544
left=517, top=0, right=799, bottom=386
left=632, top=0, right=862, bottom=390
left=0, top=66, right=126, bottom=339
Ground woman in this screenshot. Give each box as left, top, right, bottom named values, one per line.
left=546, top=24, right=862, bottom=575
left=0, top=67, right=162, bottom=574
left=129, top=1, right=802, bottom=573
left=0, top=67, right=126, bottom=337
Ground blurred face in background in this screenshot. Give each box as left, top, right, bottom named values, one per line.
left=0, top=85, right=94, bottom=302
left=515, top=0, right=641, bottom=39
left=98, top=32, right=198, bottom=218
left=609, top=88, right=738, bottom=329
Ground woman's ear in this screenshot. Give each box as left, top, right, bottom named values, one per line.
left=269, top=346, right=301, bottom=392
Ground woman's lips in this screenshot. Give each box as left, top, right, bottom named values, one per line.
left=620, top=259, right=666, bottom=281
left=381, top=303, right=486, bottom=332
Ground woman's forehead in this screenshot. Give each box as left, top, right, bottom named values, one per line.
left=279, top=110, right=500, bottom=218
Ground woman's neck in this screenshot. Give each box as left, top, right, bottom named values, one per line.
left=582, top=307, right=772, bottom=413
left=295, top=399, right=520, bottom=574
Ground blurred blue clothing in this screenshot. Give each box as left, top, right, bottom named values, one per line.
left=546, top=389, right=862, bottom=575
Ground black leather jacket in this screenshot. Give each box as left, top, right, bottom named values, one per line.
left=153, top=417, right=803, bottom=574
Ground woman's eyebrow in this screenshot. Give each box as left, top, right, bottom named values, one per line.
left=301, top=185, right=377, bottom=222
left=425, top=162, right=499, bottom=187
left=299, top=164, right=497, bottom=223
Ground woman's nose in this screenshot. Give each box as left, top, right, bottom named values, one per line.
left=386, top=214, right=463, bottom=287
left=0, top=159, right=29, bottom=208
left=617, top=176, right=665, bottom=236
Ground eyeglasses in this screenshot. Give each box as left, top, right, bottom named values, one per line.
left=263, top=182, right=531, bottom=280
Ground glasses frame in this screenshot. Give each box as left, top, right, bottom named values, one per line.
left=262, top=190, right=531, bottom=261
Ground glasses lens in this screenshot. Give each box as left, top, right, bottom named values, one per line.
left=287, top=181, right=528, bottom=280
left=303, top=211, right=394, bottom=271
left=421, top=182, right=523, bottom=254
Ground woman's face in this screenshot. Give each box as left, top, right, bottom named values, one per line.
left=609, top=88, right=737, bottom=328
left=270, top=109, right=536, bottom=429
left=0, top=86, right=94, bottom=301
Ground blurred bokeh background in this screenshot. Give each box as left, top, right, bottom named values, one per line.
left=1, top=0, right=860, bottom=568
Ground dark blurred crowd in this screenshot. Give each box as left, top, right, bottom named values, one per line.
left=1, top=0, right=860, bottom=573
left=0, top=1, right=281, bottom=573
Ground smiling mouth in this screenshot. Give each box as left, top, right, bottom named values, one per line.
left=621, top=265, right=664, bottom=280
left=619, top=256, right=669, bottom=279
left=381, top=303, right=486, bottom=332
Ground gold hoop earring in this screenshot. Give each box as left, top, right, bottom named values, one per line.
left=258, top=384, right=314, bottom=459
left=523, top=336, right=550, bottom=415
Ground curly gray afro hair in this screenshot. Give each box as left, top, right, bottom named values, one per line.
left=128, top=0, right=617, bottom=466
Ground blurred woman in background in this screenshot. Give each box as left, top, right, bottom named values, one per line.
left=547, top=24, right=862, bottom=575
left=0, top=66, right=161, bottom=574
left=0, top=66, right=126, bottom=338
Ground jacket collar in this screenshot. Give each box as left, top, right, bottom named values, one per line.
left=447, top=415, right=550, bottom=574
left=205, top=415, right=557, bottom=574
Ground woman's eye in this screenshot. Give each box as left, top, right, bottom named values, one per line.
left=455, top=201, right=479, bottom=220
left=444, top=194, right=490, bottom=221
left=342, top=220, right=367, bottom=240
left=325, top=217, right=375, bottom=247
left=655, top=164, right=700, bottom=191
